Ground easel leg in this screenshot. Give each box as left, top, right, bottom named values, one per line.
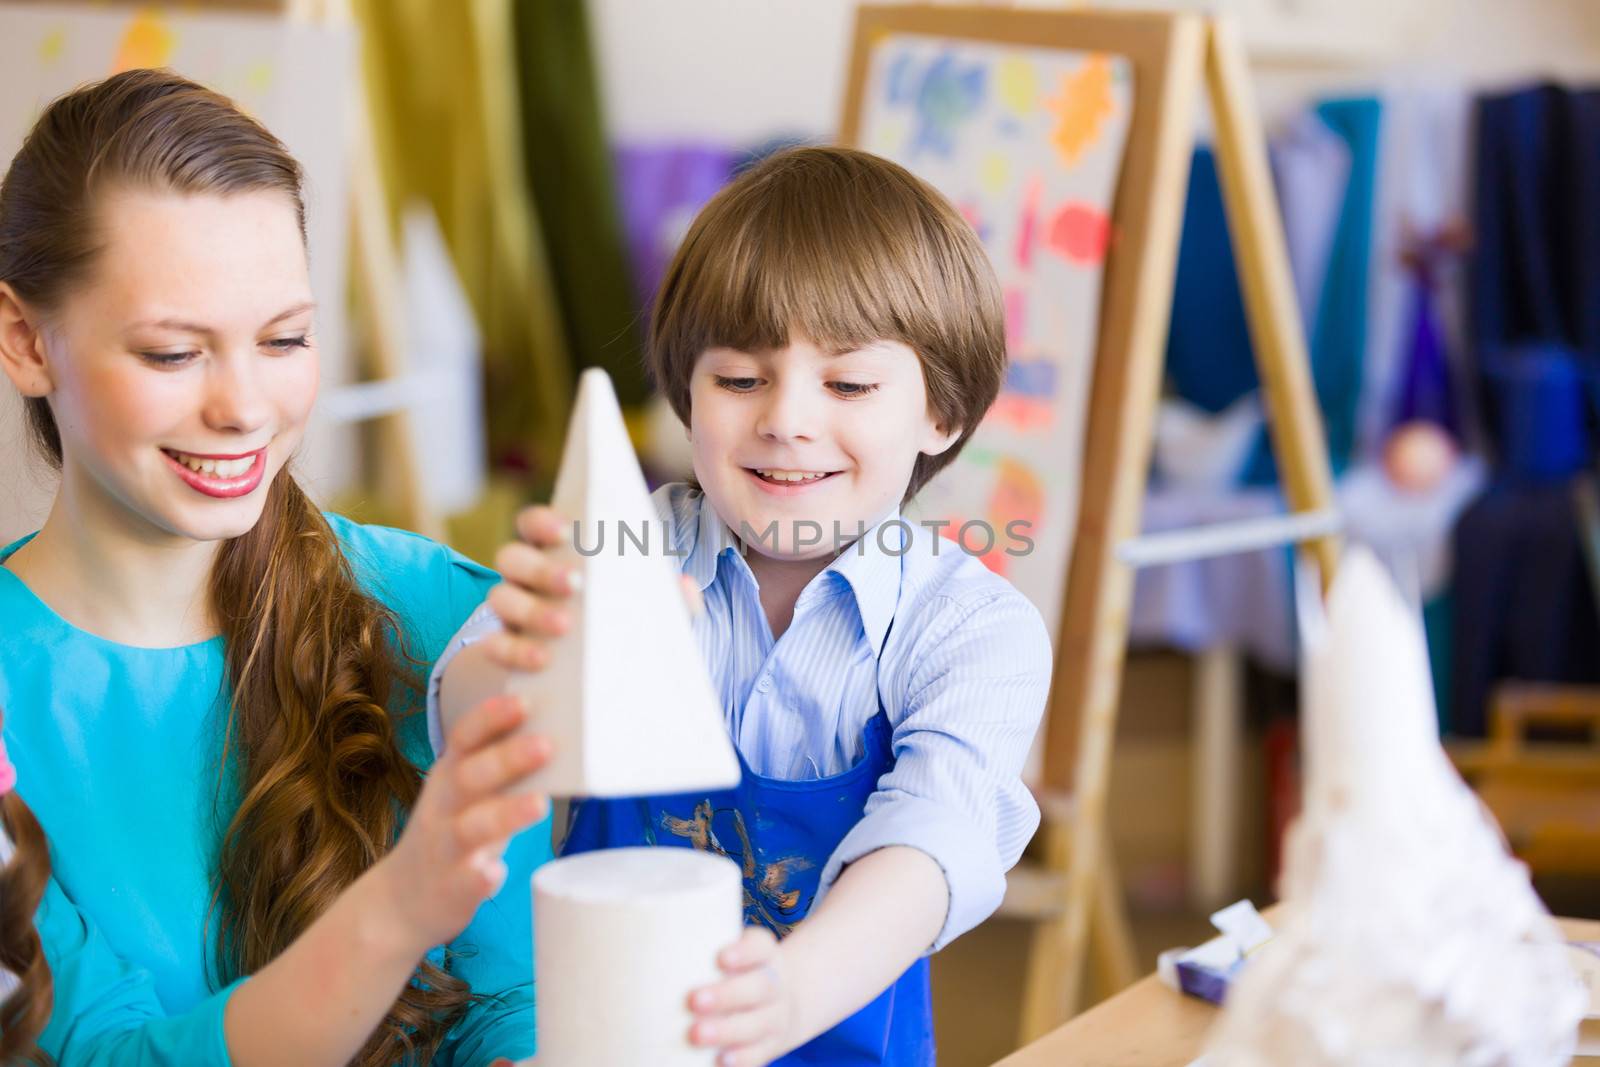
left=1191, top=643, right=1244, bottom=909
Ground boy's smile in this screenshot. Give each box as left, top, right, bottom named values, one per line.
left=689, top=337, right=957, bottom=561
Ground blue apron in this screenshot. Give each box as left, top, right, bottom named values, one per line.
left=561, top=707, right=935, bottom=1066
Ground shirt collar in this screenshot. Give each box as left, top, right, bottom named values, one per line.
left=683, top=492, right=906, bottom=656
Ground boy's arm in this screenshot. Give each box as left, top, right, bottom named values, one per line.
left=817, top=589, right=1053, bottom=947
left=692, top=590, right=1053, bottom=1063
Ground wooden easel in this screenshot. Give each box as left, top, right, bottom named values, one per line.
left=840, top=6, right=1341, bottom=1044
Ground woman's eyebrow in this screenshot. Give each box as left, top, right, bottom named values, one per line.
left=262, top=301, right=316, bottom=327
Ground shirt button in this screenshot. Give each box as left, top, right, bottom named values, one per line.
left=757, top=675, right=773, bottom=693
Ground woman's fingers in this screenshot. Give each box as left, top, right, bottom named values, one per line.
left=515, top=505, right=567, bottom=549
left=454, top=789, right=549, bottom=849
left=495, top=540, right=581, bottom=599
left=453, top=732, right=551, bottom=799
left=444, top=695, right=528, bottom=761
left=487, top=582, right=570, bottom=639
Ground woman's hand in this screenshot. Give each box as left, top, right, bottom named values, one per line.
left=372, top=694, right=552, bottom=954
left=688, top=927, right=798, bottom=1067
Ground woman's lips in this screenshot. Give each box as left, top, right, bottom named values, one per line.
left=160, top=447, right=268, bottom=499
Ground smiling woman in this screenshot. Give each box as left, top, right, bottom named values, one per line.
left=0, top=68, right=555, bottom=1067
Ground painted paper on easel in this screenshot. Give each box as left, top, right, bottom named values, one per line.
left=859, top=36, right=1134, bottom=638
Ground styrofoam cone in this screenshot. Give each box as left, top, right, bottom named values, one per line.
left=507, top=369, right=739, bottom=798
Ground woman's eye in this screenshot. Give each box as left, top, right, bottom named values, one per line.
left=264, top=335, right=310, bottom=353
left=714, top=376, right=760, bottom=392
left=139, top=350, right=199, bottom=368
left=830, top=381, right=880, bottom=398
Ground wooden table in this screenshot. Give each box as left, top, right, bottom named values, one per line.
left=996, top=916, right=1600, bottom=1066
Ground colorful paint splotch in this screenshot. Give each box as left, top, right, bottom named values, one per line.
left=111, top=8, right=176, bottom=74
left=1046, top=202, right=1114, bottom=265
left=1047, top=55, right=1116, bottom=169
left=996, top=56, right=1038, bottom=116
left=38, top=27, right=67, bottom=65
left=861, top=33, right=1133, bottom=641
left=906, top=52, right=987, bottom=159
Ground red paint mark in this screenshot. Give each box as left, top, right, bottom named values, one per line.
left=1046, top=202, right=1113, bottom=264
left=1004, top=288, right=1027, bottom=352
left=1014, top=174, right=1042, bottom=271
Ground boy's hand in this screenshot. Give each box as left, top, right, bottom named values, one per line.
left=373, top=695, right=551, bottom=952
left=486, top=506, right=704, bottom=675
left=688, top=927, right=798, bottom=1067
left=483, top=506, right=582, bottom=673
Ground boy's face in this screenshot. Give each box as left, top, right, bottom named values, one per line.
left=688, top=336, right=957, bottom=560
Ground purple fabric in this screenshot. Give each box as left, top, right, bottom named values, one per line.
left=611, top=144, right=740, bottom=312
left=1393, top=277, right=1461, bottom=436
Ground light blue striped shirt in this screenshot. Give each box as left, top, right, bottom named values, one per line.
left=429, top=483, right=1051, bottom=948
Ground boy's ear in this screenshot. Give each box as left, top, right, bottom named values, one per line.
left=919, top=419, right=961, bottom=459
left=0, top=283, right=54, bottom=399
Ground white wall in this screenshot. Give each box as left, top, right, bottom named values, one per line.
left=587, top=0, right=1600, bottom=145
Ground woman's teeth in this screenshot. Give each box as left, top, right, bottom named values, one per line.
left=169, top=451, right=255, bottom=479
left=755, top=469, right=831, bottom=483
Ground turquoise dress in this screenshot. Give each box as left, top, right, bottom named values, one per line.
left=0, top=514, right=552, bottom=1065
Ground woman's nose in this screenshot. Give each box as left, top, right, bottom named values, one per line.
left=201, top=353, right=272, bottom=436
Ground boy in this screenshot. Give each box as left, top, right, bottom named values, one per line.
left=438, top=146, right=1052, bottom=1066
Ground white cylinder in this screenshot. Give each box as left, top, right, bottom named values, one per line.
left=532, top=847, right=744, bottom=1066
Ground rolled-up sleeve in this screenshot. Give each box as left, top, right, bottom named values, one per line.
left=425, top=601, right=506, bottom=757
left=813, top=591, right=1052, bottom=951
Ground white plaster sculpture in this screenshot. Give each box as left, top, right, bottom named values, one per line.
left=533, top=848, right=743, bottom=1066
left=507, top=368, right=740, bottom=798
left=1206, top=549, right=1584, bottom=1067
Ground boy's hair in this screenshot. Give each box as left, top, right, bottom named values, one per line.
left=649, top=146, right=1006, bottom=497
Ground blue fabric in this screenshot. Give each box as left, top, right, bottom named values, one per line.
left=1244, top=97, right=1380, bottom=483
left=0, top=514, right=551, bottom=1065
left=1470, top=83, right=1600, bottom=478
left=1164, top=148, right=1257, bottom=416
left=563, top=709, right=934, bottom=1066
left=1164, top=99, right=1380, bottom=483
left=431, top=483, right=1051, bottom=951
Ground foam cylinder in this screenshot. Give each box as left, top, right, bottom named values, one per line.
left=532, top=847, right=743, bottom=1065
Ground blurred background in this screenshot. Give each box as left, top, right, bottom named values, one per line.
left=2, top=1, right=1600, bottom=1063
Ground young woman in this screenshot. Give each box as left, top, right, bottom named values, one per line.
left=0, top=68, right=571, bottom=1066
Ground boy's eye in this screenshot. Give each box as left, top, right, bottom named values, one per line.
left=139, top=350, right=199, bottom=368
left=829, top=381, right=880, bottom=398
left=714, top=375, right=760, bottom=392
left=263, top=335, right=311, bottom=353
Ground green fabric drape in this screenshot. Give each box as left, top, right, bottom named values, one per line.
left=513, top=0, right=647, bottom=407
left=351, top=0, right=572, bottom=471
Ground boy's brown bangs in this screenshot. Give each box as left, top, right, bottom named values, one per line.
left=671, top=175, right=925, bottom=361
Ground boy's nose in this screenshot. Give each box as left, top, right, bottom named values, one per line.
left=754, top=381, right=817, bottom=443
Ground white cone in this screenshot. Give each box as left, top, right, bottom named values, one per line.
left=1207, top=549, right=1583, bottom=1067
left=509, top=368, right=739, bottom=798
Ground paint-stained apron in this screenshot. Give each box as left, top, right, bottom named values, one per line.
left=561, top=707, right=935, bottom=1066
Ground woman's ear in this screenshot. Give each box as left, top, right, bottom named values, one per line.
left=0, top=283, right=53, bottom=399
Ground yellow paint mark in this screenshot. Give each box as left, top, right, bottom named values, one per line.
left=996, top=56, right=1037, bottom=116
left=111, top=8, right=176, bottom=75
left=244, top=61, right=274, bottom=95
left=38, top=28, right=68, bottom=65
left=981, top=152, right=1010, bottom=196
